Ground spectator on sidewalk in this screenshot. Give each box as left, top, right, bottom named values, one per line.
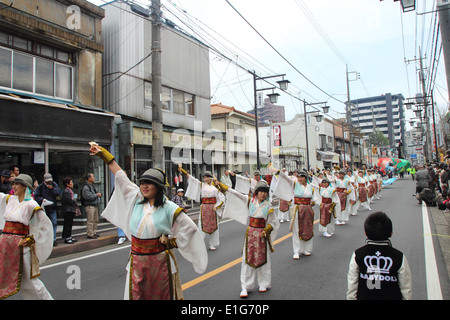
left=61, top=177, right=79, bottom=244
left=34, top=173, right=61, bottom=245
left=81, top=173, right=102, bottom=239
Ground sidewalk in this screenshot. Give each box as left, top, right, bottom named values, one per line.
left=49, top=207, right=201, bottom=259
left=429, top=205, right=450, bottom=281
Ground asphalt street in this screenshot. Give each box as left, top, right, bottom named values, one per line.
left=8, top=175, right=450, bottom=301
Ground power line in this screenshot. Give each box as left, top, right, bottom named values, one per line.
left=224, top=0, right=345, bottom=105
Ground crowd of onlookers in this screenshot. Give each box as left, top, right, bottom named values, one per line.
left=1, top=166, right=102, bottom=245
left=413, top=160, right=450, bottom=211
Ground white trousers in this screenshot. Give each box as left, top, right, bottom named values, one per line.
left=318, top=216, right=335, bottom=234
left=240, top=254, right=271, bottom=290
left=292, top=220, right=313, bottom=254
left=20, top=250, right=53, bottom=300
left=198, top=215, right=220, bottom=247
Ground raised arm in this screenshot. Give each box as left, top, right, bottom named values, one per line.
left=89, top=142, right=121, bottom=175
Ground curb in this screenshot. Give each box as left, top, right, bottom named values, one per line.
left=49, top=210, right=201, bottom=259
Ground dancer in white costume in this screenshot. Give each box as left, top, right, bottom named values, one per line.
left=0, top=174, right=53, bottom=300
left=314, top=178, right=341, bottom=237
left=352, top=170, right=372, bottom=214
left=219, top=179, right=279, bottom=298
left=335, top=170, right=353, bottom=225
left=270, top=165, right=318, bottom=259
left=181, top=168, right=225, bottom=251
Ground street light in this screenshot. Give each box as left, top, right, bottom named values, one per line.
left=315, top=114, right=323, bottom=122
left=276, top=78, right=290, bottom=91
left=382, top=0, right=415, bottom=13
left=267, top=91, right=280, bottom=104
left=399, top=0, right=415, bottom=12
left=414, top=109, right=422, bottom=117
left=322, top=105, right=330, bottom=114
left=251, top=71, right=290, bottom=169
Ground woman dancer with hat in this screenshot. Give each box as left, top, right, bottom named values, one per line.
left=0, top=174, right=53, bottom=299
left=89, top=142, right=207, bottom=300
left=179, top=166, right=225, bottom=251
left=217, top=179, right=279, bottom=298
left=269, top=164, right=318, bottom=259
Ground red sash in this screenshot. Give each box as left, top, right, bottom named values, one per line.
left=245, top=218, right=267, bottom=268
left=294, top=197, right=311, bottom=205
left=201, top=197, right=216, bottom=204
left=297, top=204, right=314, bottom=241
left=129, top=236, right=172, bottom=300
left=2, top=221, right=29, bottom=235
left=131, top=236, right=166, bottom=255
left=200, top=203, right=218, bottom=234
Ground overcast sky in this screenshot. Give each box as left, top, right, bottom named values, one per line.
left=90, top=0, right=447, bottom=126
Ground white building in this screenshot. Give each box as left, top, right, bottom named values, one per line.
left=101, top=1, right=212, bottom=183
left=261, top=113, right=339, bottom=171
left=350, top=93, right=406, bottom=147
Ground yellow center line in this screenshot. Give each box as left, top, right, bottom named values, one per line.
left=182, top=218, right=319, bottom=291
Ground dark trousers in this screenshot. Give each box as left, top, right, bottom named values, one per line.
left=62, top=211, right=75, bottom=239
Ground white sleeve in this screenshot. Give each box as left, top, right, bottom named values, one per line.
left=172, top=212, right=208, bottom=274
left=346, top=252, right=359, bottom=300
left=235, top=174, right=251, bottom=194
left=101, top=170, right=140, bottom=240
left=0, top=193, right=6, bottom=229
left=184, top=175, right=201, bottom=203
left=273, top=171, right=295, bottom=201
left=222, top=187, right=249, bottom=225
left=398, top=255, right=413, bottom=300
left=29, top=209, right=54, bottom=264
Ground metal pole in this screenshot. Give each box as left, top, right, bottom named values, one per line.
left=303, top=100, right=310, bottom=171
left=419, top=47, right=432, bottom=162
left=431, top=90, right=439, bottom=161
left=151, top=0, right=164, bottom=169
left=346, top=64, right=354, bottom=168
left=252, top=71, right=261, bottom=170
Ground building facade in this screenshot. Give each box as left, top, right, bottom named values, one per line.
left=350, top=93, right=406, bottom=147
left=0, top=0, right=111, bottom=214
left=211, top=103, right=257, bottom=176
left=101, top=1, right=211, bottom=189
left=247, top=97, right=285, bottom=125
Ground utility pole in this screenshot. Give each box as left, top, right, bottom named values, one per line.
left=151, top=0, right=164, bottom=169
left=418, top=46, right=432, bottom=162
left=346, top=65, right=359, bottom=168
left=438, top=0, right=450, bottom=103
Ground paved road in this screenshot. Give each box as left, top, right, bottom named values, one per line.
left=8, top=175, right=449, bottom=301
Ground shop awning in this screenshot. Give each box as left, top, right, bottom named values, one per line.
left=317, top=150, right=340, bottom=163
left=0, top=93, right=114, bottom=145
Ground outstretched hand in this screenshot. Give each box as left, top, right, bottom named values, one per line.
left=89, top=141, right=101, bottom=156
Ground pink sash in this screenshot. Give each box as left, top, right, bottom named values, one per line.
left=129, top=236, right=171, bottom=300
left=297, top=204, right=314, bottom=241
left=200, top=203, right=218, bottom=234
left=0, top=233, right=23, bottom=299
left=245, top=218, right=267, bottom=268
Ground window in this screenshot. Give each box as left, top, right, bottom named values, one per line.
left=0, top=46, right=73, bottom=101
left=35, top=57, right=54, bottom=96
left=161, top=86, right=171, bottom=110
left=13, top=52, right=33, bottom=92
left=173, top=90, right=185, bottom=115
left=144, top=81, right=195, bottom=116
left=185, top=93, right=195, bottom=116
left=0, top=48, right=11, bottom=87
left=55, top=63, right=72, bottom=100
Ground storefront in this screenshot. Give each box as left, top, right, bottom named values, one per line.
left=0, top=93, right=114, bottom=223
left=115, top=118, right=226, bottom=198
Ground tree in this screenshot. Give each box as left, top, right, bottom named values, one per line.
left=368, top=129, right=389, bottom=147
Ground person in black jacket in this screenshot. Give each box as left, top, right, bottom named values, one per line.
left=61, top=177, right=78, bottom=244
left=347, top=212, right=412, bottom=300
left=34, top=173, right=61, bottom=244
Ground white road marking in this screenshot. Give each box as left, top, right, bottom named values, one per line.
left=422, top=202, right=443, bottom=300
left=41, top=245, right=131, bottom=270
